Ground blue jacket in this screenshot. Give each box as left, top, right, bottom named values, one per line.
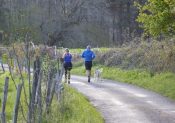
left=81, top=49, right=95, bottom=61
left=63, top=53, right=72, bottom=62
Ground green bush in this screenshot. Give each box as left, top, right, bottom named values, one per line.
left=90, top=40, right=175, bottom=73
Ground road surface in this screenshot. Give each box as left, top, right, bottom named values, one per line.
left=70, top=75, right=175, bottom=123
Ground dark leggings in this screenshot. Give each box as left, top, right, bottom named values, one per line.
left=64, top=62, right=72, bottom=83
left=65, top=70, right=70, bottom=80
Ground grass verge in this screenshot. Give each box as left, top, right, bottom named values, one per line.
left=0, top=72, right=30, bottom=121
left=45, top=85, right=104, bottom=123
left=72, top=63, right=175, bottom=100
left=0, top=72, right=104, bottom=123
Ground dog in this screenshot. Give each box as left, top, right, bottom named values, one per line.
left=94, top=68, right=103, bottom=82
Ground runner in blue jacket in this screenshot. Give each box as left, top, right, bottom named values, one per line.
left=81, top=45, right=95, bottom=82
left=62, top=48, right=72, bottom=84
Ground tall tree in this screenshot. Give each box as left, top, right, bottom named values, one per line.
left=1, top=0, right=143, bottom=47
left=136, top=0, right=175, bottom=36
left=0, top=0, right=7, bottom=30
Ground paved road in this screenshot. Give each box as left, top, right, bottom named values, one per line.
left=70, top=75, right=175, bottom=123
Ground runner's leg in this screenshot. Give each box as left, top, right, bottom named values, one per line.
left=68, top=70, right=70, bottom=84
left=85, top=61, right=92, bottom=83
left=65, top=69, right=67, bottom=83
left=88, top=70, right=91, bottom=82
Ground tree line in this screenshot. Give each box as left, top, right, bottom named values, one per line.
left=0, top=0, right=174, bottom=47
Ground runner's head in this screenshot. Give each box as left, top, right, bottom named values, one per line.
left=65, top=48, right=69, bottom=52
left=87, top=45, right=91, bottom=50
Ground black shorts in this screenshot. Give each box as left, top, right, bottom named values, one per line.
left=85, top=61, right=92, bottom=70
left=64, top=62, right=72, bottom=70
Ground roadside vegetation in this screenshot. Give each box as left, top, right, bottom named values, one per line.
left=47, top=85, right=104, bottom=123
left=0, top=72, right=104, bottom=123
left=0, top=72, right=29, bottom=121
left=72, top=65, right=175, bottom=100
left=0, top=0, right=174, bottom=122
left=72, top=39, right=175, bottom=100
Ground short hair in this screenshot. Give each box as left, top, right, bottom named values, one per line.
left=65, top=48, right=69, bottom=52
left=87, top=45, right=91, bottom=49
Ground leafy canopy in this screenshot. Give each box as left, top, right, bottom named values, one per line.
left=135, top=0, right=175, bottom=36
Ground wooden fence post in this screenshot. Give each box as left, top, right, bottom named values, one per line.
left=49, top=73, right=59, bottom=107
left=36, top=71, right=42, bottom=123
left=12, top=84, right=22, bottom=123
left=55, top=63, right=64, bottom=101
left=27, top=57, right=40, bottom=123
left=45, top=72, right=52, bottom=113
left=1, top=77, right=9, bottom=123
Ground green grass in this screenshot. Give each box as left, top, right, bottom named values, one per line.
left=70, top=47, right=111, bottom=54
left=0, top=72, right=20, bottom=120
left=72, top=63, right=175, bottom=100
left=0, top=72, right=30, bottom=122
left=0, top=72, right=104, bottom=123
left=43, top=85, right=104, bottom=123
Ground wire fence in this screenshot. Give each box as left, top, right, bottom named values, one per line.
left=0, top=39, right=65, bottom=123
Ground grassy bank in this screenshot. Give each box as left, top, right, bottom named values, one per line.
left=46, top=85, right=104, bottom=123
left=72, top=63, right=175, bottom=100
left=0, top=72, right=104, bottom=123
